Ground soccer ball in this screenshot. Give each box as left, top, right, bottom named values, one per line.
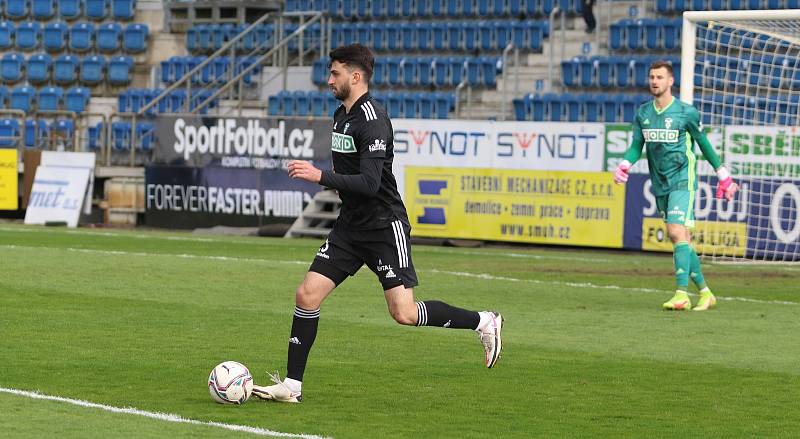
left=208, top=361, right=254, bottom=404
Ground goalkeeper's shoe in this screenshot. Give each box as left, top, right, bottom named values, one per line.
left=693, top=290, right=717, bottom=311
left=662, top=291, right=692, bottom=311
left=478, top=311, right=503, bottom=368
left=251, top=372, right=302, bottom=403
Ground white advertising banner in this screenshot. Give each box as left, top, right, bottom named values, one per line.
left=724, top=125, right=800, bottom=178
left=24, top=166, right=91, bottom=227
left=392, top=119, right=605, bottom=197
left=40, top=151, right=96, bottom=214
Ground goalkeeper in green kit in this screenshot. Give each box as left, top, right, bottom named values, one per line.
left=613, top=60, right=739, bottom=311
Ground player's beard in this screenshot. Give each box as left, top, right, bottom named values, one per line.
left=332, top=82, right=350, bottom=101
left=650, top=85, right=666, bottom=97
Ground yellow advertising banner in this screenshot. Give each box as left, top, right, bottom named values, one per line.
left=405, top=167, right=625, bottom=247
left=641, top=217, right=747, bottom=256
left=0, top=149, right=18, bottom=210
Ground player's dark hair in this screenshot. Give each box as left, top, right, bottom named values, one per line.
left=649, top=60, right=674, bottom=77
left=329, top=44, right=374, bottom=83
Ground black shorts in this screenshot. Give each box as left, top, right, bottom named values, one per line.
left=309, top=219, right=419, bottom=291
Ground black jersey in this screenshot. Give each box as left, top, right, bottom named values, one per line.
left=319, top=92, right=409, bottom=230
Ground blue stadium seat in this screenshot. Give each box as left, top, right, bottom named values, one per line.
left=267, top=93, right=280, bottom=115
left=632, top=57, right=650, bottom=87
left=59, top=0, right=83, bottom=20
left=402, top=92, right=419, bottom=118
left=449, top=56, right=465, bottom=85
left=644, top=19, right=662, bottom=50
left=400, top=23, right=415, bottom=51
left=578, top=57, right=594, bottom=87
left=463, top=21, right=478, bottom=51
left=510, top=21, right=526, bottom=49
left=6, top=0, right=29, bottom=19
left=97, top=22, right=122, bottom=52
left=80, top=55, right=105, bottom=85
left=0, top=118, right=20, bottom=147
left=122, top=23, right=148, bottom=53
left=135, top=122, right=154, bottom=151
left=400, top=57, right=416, bottom=87
left=168, top=89, right=186, bottom=112
left=1, top=53, right=25, bottom=83
left=466, top=57, right=481, bottom=86
left=195, top=24, right=212, bottom=52
left=10, top=85, right=35, bottom=111
left=65, top=86, right=90, bottom=113
left=38, top=86, right=63, bottom=111
left=54, top=54, right=79, bottom=84
left=417, top=22, right=432, bottom=52
left=596, top=57, right=613, bottom=87
left=609, top=20, right=626, bottom=51
left=354, top=22, right=370, bottom=46
left=495, top=20, right=511, bottom=50
left=370, top=22, right=386, bottom=51
left=582, top=94, right=600, bottom=122
left=626, top=19, right=644, bottom=51
left=386, top=56, right=402, bottom=86
left=544, top=93, right=562, bottom=121
left=186, top=26, right=199, bottom=53
left=478, top=20, right=493, bottom=51
left=417, top=57, right=433, bottom=87
left=0, top=21, right=13, bottom=51
left=310, top=91, right=325, bottom=117
left=561, top=57, right=579, bottom=87
left=312, top=57, right=328, bottom=85
left=600, top=94, right=618, bottom=122
left=43, top=21, right=68, bottom=52
left=612, top=56, right=631, bottom=87
left=111, top=121, right=130, bottom=150
left=88, top=122, right=104, bottom=150
left=27, top=53, right=52, bottom=84
left=24, top=119, right=48, bottom=148
left=53, top=119, right=75, bottom=146
left=372, top=57, right=386, bottom=86
left=278, top=90, right=294, bottom=115
left=512, top=96, right=526, bottom=121
left=480, top=56, right=499, bottom=87
left=85, top=0, right=107, bottom=20
left=664, top=19, right=681, bottom=50
left=524, top=20, right=543, bottom=50
left=16, top=21, right=41, bottom=51
left=446, top=22, right=463, bottom=51
left=370, top=0, right=385, bottom=17
left=433, top=58, right=449, bottom=87
left=70, top=22, right=95, bottom=51
left=32, top=0, right=56, bottom=19
left=431, top=22, right=447, bottom=51
left=108, top=55, right=133, bottom=85
left=112, top=0, right=135, bottom=20
left=564, top=93, right=582, bottom=121
left=294, top=90, right=310, bottom=116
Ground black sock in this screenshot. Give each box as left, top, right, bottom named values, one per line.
left=286, top=306, right=319, bottom=382
left=415, top=300, right=480, bottom=329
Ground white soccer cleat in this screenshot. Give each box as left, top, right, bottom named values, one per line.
left=251, top=372, right=302, bottom=403
left=478, top=312, right=503, bottom=368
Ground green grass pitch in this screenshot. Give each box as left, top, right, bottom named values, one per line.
left=1, top=223, right=798, bottom=438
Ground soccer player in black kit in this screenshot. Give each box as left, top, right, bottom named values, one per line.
left=252, top=44, right=503, bottom=403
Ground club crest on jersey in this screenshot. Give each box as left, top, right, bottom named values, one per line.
left=331, top=132, right=356, bottom=153
left=664, top=118, right=673, bottom=129
left=369, top=138, right=386, bottom=152
left=343, top=122, right=350, bottom=134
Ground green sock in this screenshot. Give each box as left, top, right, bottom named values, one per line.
left=673, top=241, right=691, bottom=291
left=688, top=246, right=708, bottom=291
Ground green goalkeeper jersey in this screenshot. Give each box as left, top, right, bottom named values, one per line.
left=623, top=97, right=722, bottom=196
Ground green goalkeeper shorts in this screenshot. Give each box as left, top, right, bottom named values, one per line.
left=656, top=190, right=695, bottom=228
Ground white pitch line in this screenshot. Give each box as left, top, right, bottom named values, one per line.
left=0, top=387, right=330, bottom=439
left=2, top=244, right=797, bottom=307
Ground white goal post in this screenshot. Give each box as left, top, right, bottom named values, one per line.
left=680, top=9, right=800, bottom=262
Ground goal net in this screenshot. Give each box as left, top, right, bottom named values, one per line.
left=681, top=9, right=800, bottom=262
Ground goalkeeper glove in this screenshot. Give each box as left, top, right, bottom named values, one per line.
left=715, top=166, right=738, bottom=201
left=613, top=160, right=631, bottom=184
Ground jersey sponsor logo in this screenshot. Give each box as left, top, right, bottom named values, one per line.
left=361, top=101, right=377, bottom=121
left=331, top=132, right=356, bottom=153
left=642, top=129, right=679, bottom=142
left=369, top=138, right=386, bottom=152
